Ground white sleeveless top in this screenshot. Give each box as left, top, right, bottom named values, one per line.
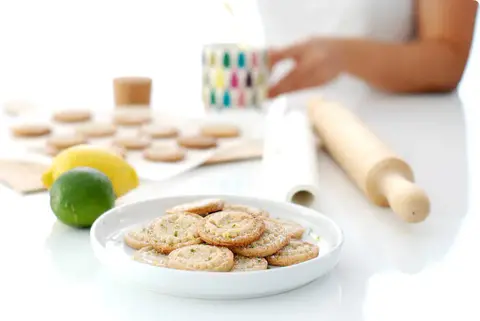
left=255, top=0, right=415, bottom=108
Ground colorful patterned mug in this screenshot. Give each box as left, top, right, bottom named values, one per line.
left=202, top=44, right=269, bottom=110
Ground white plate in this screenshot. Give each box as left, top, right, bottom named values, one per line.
left=90, top=194, right=344, bottom=299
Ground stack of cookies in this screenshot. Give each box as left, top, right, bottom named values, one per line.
left=9, top=108, right=242, bottom=164
left=124, top=198, right=319, bottom=272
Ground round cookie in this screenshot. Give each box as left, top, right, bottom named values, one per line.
left=231, top=255, right=268, bottom=272
left=266, top=240, right=319, bottom=266
left=271, top=218, right=306, bottom=239
left=141, top=124, right=179, bottom=138
left=200, top=123, right=240, bottom=138
left=133, top=246, right=169, bottom=267
left=166, top=198, right=224, bottom=216
left=53, top=109, right=92, bottom=123
left=76, top=122, right=117, bottom=138
left=113, top=112, right=151, bottom=126
left=177, top=135, right=217, bottom=149
left=149, top=212, right=203, bottom=254
left=167, top=244, right=234, bottom=272
left=198, top=211, right=265, bottom=247
left=231, top=219, right=289, bottom=257
left=124, top=224, right=154, bottom=250
left=143, top=146, right=185, bottom=163
left=46, top=134, right=87, bottom=150
left=223, top=204, right=270, bottom=218
left=113, top=135, right=151, bottom=150
left=11, top=124, right=51, bottom=137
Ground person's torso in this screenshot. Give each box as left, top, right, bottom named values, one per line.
left=257, top=0, right=414, bottom=45
left=256, top=0, right=415, bottom=108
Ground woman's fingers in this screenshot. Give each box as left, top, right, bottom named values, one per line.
left=268, top=67, right=310, bottom=97
left=268, top=41, right=308, bottom=67
left=267, top=39, right=342, bottom=98
left=268, top=56, right=318, bottom=97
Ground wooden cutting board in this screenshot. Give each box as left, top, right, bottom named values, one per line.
left=0, top=140, right=263, bottom=194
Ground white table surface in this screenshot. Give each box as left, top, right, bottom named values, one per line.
left=0, top=89, right=478, bottom=321
left=2, top=12, right=480, bottom=321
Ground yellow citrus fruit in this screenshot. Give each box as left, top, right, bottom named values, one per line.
left=42, top=144, right=138, bottom=197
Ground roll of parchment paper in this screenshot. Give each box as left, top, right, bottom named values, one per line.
left=261, top=97, right=320, bottom=206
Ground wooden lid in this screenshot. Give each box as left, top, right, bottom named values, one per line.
left=114, top=77, right=152, bottom=84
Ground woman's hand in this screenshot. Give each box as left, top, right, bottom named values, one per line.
left=268, top=38, right=345, bottom=98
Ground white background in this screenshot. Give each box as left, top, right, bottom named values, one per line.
left=0, top=0, right=263, bottom=115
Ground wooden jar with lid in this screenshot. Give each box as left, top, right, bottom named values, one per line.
left=113, top=77, right=152, bottom=108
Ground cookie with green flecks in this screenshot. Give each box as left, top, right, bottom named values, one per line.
left=266, top=240, right=319, bottom=266
left=198, top=211, right=265, bottom=247
left=231, top=219, right=289, bottom=257
left=223, top=204, right=270, bottom=218
left=167, top=244, right=234, bottom=272
left=124, top=222, right=156, bottom=250
left=149, top=212, right=203, bottom=254
left=166, top=198, right=224, bottom=216
left=231, top=255, right=268, bottom=272
left=133, top=246, right=168, bottom=267
left=269, top=218, right=305, bottom=239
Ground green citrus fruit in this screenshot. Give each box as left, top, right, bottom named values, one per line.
left=49, top=167, right=115, bottom=228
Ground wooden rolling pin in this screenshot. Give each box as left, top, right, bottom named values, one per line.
left=308, top=98, right=430, bottom=223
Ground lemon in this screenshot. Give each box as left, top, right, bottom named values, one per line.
left=42, top=144, right=139, bottom=197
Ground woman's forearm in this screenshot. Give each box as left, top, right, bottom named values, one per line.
left=340, top=39, right=470, bottom=93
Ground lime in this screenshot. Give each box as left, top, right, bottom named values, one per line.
left=49, top=167, right=116, bottom=228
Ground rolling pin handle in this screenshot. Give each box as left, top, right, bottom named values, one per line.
left=379, top=172, right=430, bottom=223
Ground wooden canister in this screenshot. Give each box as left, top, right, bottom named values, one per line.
left=113, top=77, right=152, bottom=107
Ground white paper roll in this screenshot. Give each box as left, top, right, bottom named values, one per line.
left=261, top=97, right=321, bottom=206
